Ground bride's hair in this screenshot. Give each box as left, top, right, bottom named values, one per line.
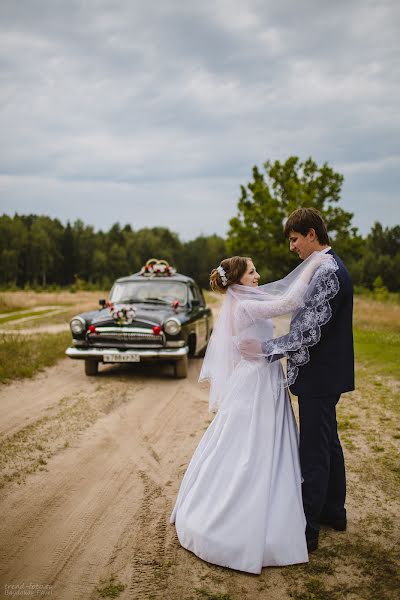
left=210, top=256, right=251, bottom=293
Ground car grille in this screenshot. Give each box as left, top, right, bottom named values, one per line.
left=87, top=327, right=164, bottom=348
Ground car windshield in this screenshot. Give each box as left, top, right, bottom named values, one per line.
left=109, top=280, right=188, bottom=305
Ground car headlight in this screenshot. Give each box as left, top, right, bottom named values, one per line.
left=164, top=318, right=182, bottom=335
left=70, top=317, right=86, bottom=335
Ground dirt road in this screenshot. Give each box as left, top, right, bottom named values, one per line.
left=1, top=291, right=399, bottom=599
left=1, top=356, right=399, bottom=600
left=0, top=357, right=290, bottom=600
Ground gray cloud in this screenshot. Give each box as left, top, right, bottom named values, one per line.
left=0, top=0, right=399, bottom=239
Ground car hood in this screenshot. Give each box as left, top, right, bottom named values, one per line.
left=90, top=303, right=184, bottom=327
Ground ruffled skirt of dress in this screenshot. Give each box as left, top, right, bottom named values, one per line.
left=170, top=359, right=308, bottom=574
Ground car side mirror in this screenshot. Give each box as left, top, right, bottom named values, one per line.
left=99, top=299, right=106, bottom=308
left=191, top=299, right=200, bottom=308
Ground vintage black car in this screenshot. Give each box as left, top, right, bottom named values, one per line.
left=65, top=259, right=213, bottom=378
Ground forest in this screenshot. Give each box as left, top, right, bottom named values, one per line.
left=1, top=158, right=399, bottom=292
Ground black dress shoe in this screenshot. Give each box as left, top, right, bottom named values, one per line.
left=306, top=536, right=319, bottom=553
left=319, top=514, right=347, bottom=531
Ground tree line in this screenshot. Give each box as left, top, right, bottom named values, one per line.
left=0, top=157, right=399, bottom=291
left=0, top=215, right=226, bottom=290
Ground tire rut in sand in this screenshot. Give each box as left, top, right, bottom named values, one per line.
left=37, top=462, right=131, bottom=587
left=0, top=358, right=210, bottom=599
left=0, top=456, right=133, bottom=592
left=127, top=470, right=176, bottom=599
left=0, top=470, right=78, bottom=579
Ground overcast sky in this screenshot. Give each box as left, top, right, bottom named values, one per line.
left=0, top=0, right=399, bottom=239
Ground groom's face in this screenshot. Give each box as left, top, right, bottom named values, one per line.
left=288, top=230, right=315, bottom=260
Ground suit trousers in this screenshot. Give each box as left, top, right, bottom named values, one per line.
left=298, top=393, right=346, bottom=540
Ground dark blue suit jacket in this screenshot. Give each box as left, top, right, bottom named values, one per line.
left=273, top=249, right=355, bottom=398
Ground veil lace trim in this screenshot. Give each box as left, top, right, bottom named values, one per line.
left=263, top=260, right=340, bottom=385
left=200, top=253, right=340, bottom=412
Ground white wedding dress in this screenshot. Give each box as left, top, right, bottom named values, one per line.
left=170, top=286, right=309, bottom=574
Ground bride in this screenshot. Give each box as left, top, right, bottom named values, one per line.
left=170, top=252, right=338, bottom=574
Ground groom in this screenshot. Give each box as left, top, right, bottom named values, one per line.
left=280, top=207, right=354, bottom=552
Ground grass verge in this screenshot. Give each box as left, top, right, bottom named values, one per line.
left=354, top=327, right=400, bottom=379
left=0, top=309, right=60, bottom=325
left=4, top=309, right=75, bottom=330
left=279, top=297, right=400, bottom=600
left=0, top=331, right=72, bottom=383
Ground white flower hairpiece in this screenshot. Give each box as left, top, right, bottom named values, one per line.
left=217, top=265, right=228, bottom=286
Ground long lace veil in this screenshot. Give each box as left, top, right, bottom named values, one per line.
left=199, top=252, right=339, bottom=412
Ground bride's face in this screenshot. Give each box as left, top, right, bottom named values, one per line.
left=239, top=260, right=260, bottom=287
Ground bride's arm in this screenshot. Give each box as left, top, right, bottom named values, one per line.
left=238, top=258, right=322, bottom=321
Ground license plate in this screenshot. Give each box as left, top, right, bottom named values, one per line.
left=104, top=354, right=140, bottom=363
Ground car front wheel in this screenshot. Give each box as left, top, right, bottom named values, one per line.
left=85, top=359, right=99, bottom=376
left=174, top=355, right=188, bottom=379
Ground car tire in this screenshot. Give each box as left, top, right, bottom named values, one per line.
left=85, top=359, right=99, bottom=376
left=188, top=334, right=197, bottom=357
left=174, top=355, right=188, bottom=379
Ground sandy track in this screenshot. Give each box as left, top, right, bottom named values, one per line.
left=0, top=359, right=193, bottom=599
left=1, top=357, right=399, bottom=600
left=0, top=357, right=287, bottom=600
left=1, top=294, right=398, bottom=600
left=0, top=361, right=90, bottom=437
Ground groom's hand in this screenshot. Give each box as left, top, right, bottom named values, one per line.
left=239, top=338, right=262, bottom=358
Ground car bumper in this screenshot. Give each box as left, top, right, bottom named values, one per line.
left=65, top=346, right=189, bottom=361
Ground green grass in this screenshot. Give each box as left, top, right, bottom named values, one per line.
left=10, top=308, right=74, bottom=330
left=0, top=331, right=72, bottom=383
left=354, top=326, right=400, bottom=379
left=0, top=303, right=24, bottom=314
left=281, top=297, right=400, bottom=600
left=290, top=578, right=340, bottom=600
left=96, top=574, right=126, bottom=598
left=284, top=530, right=400, bottom=600
left=0, top=308, right=59, bottom=324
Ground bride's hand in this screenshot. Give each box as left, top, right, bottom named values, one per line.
left=302, top=253, right=330, bottom=282
left=239, top=339, right=262, bottom=358
left=311, top=253, right=330, bottom=267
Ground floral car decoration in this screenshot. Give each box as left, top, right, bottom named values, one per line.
left=110, top=304, right=136, bottom=325
left=139, top=258, right=177, bottom=277
left=65, top=259, right=213, bottom=379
